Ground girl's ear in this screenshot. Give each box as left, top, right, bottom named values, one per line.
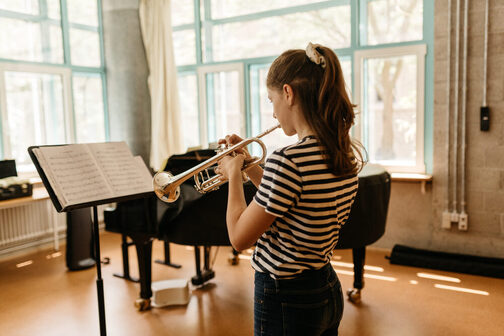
left=282, top=84, right=295, bottom=106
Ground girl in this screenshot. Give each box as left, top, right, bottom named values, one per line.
left=218, top=42, right=363, bottom=336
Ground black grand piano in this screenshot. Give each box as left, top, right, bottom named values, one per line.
left=104, top=150, right=390, bottom=309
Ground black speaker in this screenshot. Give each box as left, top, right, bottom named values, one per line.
left=66, top=207, right=96, bottom=271
left=0, top=159, right=17, bottom=178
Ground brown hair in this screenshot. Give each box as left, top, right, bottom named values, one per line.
left=266, top=45, right=364, bottom=176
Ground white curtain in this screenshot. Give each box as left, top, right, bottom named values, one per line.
left=139, top=0, right=185, bottom=171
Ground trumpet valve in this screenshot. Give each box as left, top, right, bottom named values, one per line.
left=243, top=156, right=260, bottom=166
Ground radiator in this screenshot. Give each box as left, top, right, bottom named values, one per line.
left=0, top=200, right=66, bottom=256
left=0, top=201, right=107, bottom=257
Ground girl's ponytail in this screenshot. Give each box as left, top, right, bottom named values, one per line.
left=309, top=44, right=363, bottom=176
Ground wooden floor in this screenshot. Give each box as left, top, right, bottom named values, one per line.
left=1, top=231, right=503, bottom=336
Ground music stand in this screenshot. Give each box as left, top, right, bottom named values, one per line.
left=28, top=145, right=153, bottom=336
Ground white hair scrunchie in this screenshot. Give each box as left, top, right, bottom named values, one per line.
left=306, top=42, right=326, bottom=69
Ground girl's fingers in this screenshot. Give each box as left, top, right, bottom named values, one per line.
left=226, top=134, right=243, bottom=146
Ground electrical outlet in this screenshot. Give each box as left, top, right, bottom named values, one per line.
left=442, top=211, right=452, bottom=229
left=459, top=213, right=468, bottom=231
left=450, top=212, right=459, bottom=223
left=481, top=106, right=490, bottom=131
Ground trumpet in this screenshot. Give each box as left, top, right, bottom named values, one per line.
left=153, top=124, right=281, bottom=203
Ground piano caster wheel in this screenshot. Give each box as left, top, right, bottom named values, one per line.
left=228, top=254, right=240, bottom=265
left=134, top=298, right=151, bottom=311
left=347, top=288, right=362, bottom=304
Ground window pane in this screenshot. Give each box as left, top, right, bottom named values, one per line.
left=173, top=29, right=196, bottom=66
left=250, top=66, right=296, bottom=158
left=366, top=0, right=423, bottom=45
left=171, top=0, right=194, bottom=26
left=47, top=0, right=61, bottom=20
left=0, top=0, right=60, bottom=18
left=66, top=0, right=98, bottom=27
left=4, top=71, right=66, bottom=168
left=206, top=6, right=350, bottom=62
left=0, top=17, right=63, bottom=63
left=205, top=71, right=242, bottom=143
left=0, top=0, right=38, bottom=15
left=178, top=73, right=199, bottom=150
left=339, top=58, right=352, bottom=97
left=70, top=28, right=101, bottom=67
left=211, top=0, right=328, bottom=19
left=364, top=55, right=417, bottom=166
left=72, top=74, right=106, bottom=143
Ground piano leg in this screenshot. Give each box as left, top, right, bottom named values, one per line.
left=129, top=233, right=153, bottom=311
left=113, top=234, right=139, bottom=283
left=191, top=245, right=215, bottom=286
left=155, top=241, right=182, bottom=268
left=347, top=247, right=366, bottom=304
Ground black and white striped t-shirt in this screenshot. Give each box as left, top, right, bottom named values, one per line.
left=252, top=136, right=358, bottom=279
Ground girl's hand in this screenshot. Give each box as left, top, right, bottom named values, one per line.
left=217, top=134, right=251, bottom=158
left=218, top=154, right=246, bottom=180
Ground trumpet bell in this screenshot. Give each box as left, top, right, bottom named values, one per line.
left=153, top=171, right=181, bottom=203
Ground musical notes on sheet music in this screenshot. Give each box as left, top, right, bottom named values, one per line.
left=34, top=145, right=113, bottom=205
left=88, top=142, right=153, bottom=196
left=32, top=142, right=153, bottom=209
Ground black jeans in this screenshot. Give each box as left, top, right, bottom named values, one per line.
left=254, top=263, right=344, bottom=336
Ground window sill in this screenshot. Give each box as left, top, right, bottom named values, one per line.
left=390, top=173, right=432, bottom=194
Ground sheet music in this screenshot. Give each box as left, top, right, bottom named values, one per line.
left=32, top=148, right=65, bottom=207
left=32, top=142, right=153, bottom=210
left=33, top=145, right=114, bottom=207
left=87, top=142, right=153, bottom=196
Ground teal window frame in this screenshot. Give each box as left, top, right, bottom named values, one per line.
left=0, top=0, right=109, bottom=161
left=173, top=0, right=434, bottom=173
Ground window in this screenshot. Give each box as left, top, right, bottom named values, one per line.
left=0, top=0, right=63, bottom=63
left=0, top=64, right=71, bottom=168
left=354, top=45, right=426, bottom=172
left=205, top=5, right=350, bottom=62
left=363, top=0, right=423, bottom=45
left=177, top=72, right=199, bottom=149
left=172, top=0, right=432, bottom=173
left=0, top=0, right=107, bottom=173
left=249, top=64, right=297, bottom=157
left=198, top=64, right=245, bottom=146
left=72, top=73, right=106, bottom=143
